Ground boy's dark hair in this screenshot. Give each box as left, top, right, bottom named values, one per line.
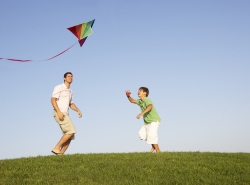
left=64, top=72, right=73, bottom=82
left=139, top=87, right=149, bottom=97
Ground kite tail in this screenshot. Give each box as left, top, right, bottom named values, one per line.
left=0, top=42, right=78, bottom=62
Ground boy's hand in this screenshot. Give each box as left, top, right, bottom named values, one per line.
left=136, top=113, right=143, bottom=119
left=125, top=90, right=131, bottom=96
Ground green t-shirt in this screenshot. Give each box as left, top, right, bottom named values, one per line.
left=136, top=97, right=161, bottom=124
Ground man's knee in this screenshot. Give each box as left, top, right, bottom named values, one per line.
left=64, top=133, right=74, bottom=137
left=68, top=133, right=75, bottom=140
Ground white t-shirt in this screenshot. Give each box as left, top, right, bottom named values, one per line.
left=52, top=83, right=73, bottom=114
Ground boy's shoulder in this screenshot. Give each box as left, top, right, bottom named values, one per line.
left=144, top=97, right=153, bottom=102
left=138, top=97, right=153, bottom=105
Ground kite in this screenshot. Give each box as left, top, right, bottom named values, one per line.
left=0, top=19, right=95, bottom=62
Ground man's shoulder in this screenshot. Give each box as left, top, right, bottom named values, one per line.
left=54, top=84, right=64, bottom=90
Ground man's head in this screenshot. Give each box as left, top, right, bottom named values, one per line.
left=64, top=72, right=73, bottom=84
left=138, top=87, right=149, bottom=99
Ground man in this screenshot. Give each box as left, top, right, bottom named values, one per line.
left=51, top=72, right=82, bottom=155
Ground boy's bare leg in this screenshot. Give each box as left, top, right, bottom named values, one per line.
left=60, top=139, right=72, bottom=154
left=150, top=144, right=155, bottom=153
left=52, top=134, right=74, bottom=153
left=152, top=144, right=161, bottom=153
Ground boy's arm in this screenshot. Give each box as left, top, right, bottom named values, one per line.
left=136, top=104, right=153, bottom=119
left=125, top=90, right=136, bottom=104
left=127, top=96, right=136, bottom=104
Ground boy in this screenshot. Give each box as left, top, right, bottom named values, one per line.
left=125, top=87, right=161, bottom=153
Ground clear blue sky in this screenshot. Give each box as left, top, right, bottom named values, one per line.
left=1, top=0, right=249, bottom=159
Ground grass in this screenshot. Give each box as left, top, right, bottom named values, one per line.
left=0, top=152, right=249, bottom=185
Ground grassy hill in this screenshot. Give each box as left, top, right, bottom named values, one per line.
left=0, top=152, right=249, bottom=185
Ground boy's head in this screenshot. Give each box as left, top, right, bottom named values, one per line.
left=138, top=87, right=149, bottom=98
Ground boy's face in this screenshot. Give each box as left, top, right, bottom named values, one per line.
left=138, top=89, right=146, bottom=98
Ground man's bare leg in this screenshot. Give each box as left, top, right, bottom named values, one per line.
left=152, top=144, right=161, bottom=153
left=60, top=139, right=71, bottom=154
left=52, top=134, right=74, bottom=154
left=150, top=144, right=155, bottom=153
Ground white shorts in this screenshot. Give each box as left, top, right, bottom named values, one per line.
left=138, top=121, right=160, bottom=144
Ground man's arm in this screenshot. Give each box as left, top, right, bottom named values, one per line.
left=51, top=97, right=64, bottom=121
left=70, top=103, right=82, bottom=118
left=136, top=104, right=153, bottom=119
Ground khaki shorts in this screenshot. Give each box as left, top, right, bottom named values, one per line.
left=53, top=111, right=76, bottom=140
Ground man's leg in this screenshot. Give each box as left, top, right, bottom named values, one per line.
left=52, top=134, right=74, bottom=154
left=60, top=139, right=72, bottom=154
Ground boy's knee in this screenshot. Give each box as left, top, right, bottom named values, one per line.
left=138, top=133, right=146, bottom=140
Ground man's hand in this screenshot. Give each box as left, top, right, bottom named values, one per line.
left=69, top=103, right=82, bottom=118
left=58, top=111, right=65, bottom=121
left=77, top=110, right=82, bottom=118
left=136, top=113, right=144, bottom=119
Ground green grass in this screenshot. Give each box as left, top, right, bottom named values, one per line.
left=0, top=152, right=249, bottom=185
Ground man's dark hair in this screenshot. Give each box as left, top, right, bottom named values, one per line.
left=64, top=72, right=73, bottom=78
left=139, top=87, right=149, bottom=97
left=64, top=72, right=73, bottom=82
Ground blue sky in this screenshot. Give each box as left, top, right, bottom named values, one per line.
left=1, top=0, right=249, bottom=159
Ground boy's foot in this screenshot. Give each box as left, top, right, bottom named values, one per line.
left=149, top=148, right=155, bottom=153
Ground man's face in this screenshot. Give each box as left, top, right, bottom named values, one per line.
left=138, top=89, right=146, bottom=98
left=64, top=74, right=73, bottom=84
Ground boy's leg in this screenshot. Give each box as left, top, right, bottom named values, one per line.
left=150, top=144, right=155, bottom=153
left=138, top=125, right=147, bottom=141
left=150, top=144, right=161, bottom=153
left=152, top=144, right=161, bottom=153
left=52, top=134, right=74, bottom=153
left=147, top=122, right=161, bottom=153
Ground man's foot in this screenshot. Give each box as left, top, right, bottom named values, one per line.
left=149, top=148, right=155, bottom=153
left=51, top=149, right=61, bottom=155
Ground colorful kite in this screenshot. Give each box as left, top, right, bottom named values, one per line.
left=67, top=19, right=94, bottom=47
left=0, top=19, right=95, bottom=62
